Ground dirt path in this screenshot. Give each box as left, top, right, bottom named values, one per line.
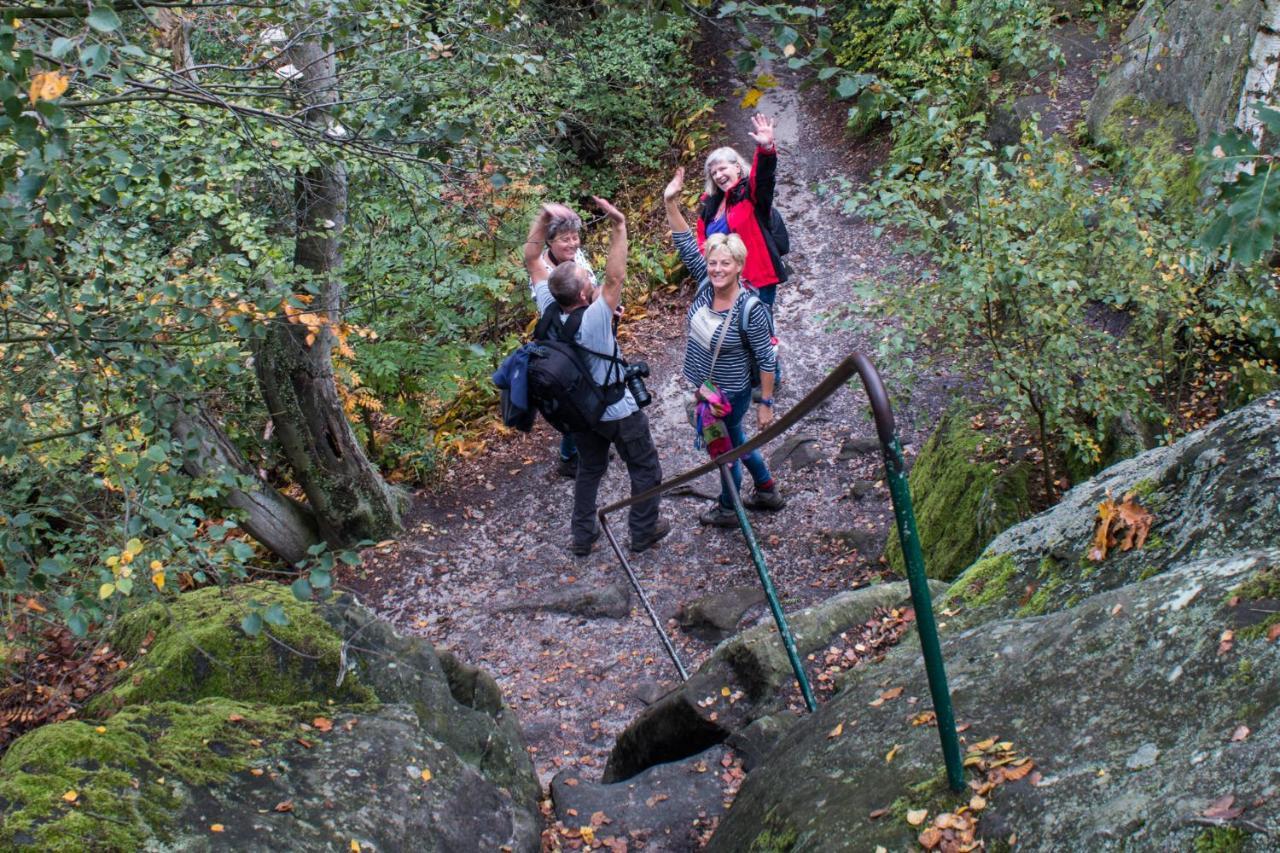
left=346, top=53, right=963, bottom=794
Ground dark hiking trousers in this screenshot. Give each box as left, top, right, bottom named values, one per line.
left=570, top=410, right=663, bottom=547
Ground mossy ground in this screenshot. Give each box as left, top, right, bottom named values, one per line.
left=1096, top=95, right=1200, bottom=214
left=92, top=581, right=375, bottom=713
left=0, top=698, right=301, bottom=850
left=887, top=406, right=1032, bottom=582
left=941, top=554, right=1018, bottom=610
left=1228, top=565, right=1280, bottom=640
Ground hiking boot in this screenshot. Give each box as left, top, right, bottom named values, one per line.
left=556, top=454, right=578, bottom=478
left=570, top=526, right=601, bottom=557
left=745, top=486, right=786, bottom=511
left=699, top=504, right=740, bottom=528
left=629, top=518, right=672, bottom=554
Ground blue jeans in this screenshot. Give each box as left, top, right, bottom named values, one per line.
left=719, top=386, right=772, bottom=508
left=560, top=433, right=577, bottom=461
left=755, top=284, right=777, bottom=307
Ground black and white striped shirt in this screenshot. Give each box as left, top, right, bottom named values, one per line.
left=674, top=230, right=777, bottom=395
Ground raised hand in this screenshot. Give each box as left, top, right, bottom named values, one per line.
left=592, top=196, right=625, bottom=227
left=541, top=201, right=576, bottom=221
left=748, top=113, right=775, bottom=149
left=663, top=167, right=685, bottom=203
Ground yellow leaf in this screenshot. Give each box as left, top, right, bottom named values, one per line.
left=152, top=572, right=165, bottom=590
left=95, top=726, right=106, bottom=733
left=827, top=722, right=844, bottom=739
left=885, top=744, right=901, bottom=763
left=906, top=808, right=927, bottom=826
left=210, top=824, right=225, bottom=833
left=420, top=768, right=432, bottom=782
left=62, top=790, right=78, bottom=803
left=740, top=88, right=763, bottom=110
left=99, top=583, right=115, bottom=600
left=580, top=826, right=595, bottom=845
left=29, top=71, right=69, bottom=106
left=150, top=560, right=163, bottom=571
left=125, top=538, right=144, bottom=556
left=720, top=687, right=730, bottom=697
left=350, top=842, right=361, bottom=852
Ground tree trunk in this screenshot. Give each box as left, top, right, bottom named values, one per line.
left=166, top=401, right=321, bottom=565
left=1235, top=0, right=1280, bottom=149
left=253, top=34, right=405, bottom=546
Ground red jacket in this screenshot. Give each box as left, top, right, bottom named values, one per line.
left=696, top=145, right=787, bottom=288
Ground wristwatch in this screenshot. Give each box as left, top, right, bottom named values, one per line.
left=758, top=398, right=774, bottom=408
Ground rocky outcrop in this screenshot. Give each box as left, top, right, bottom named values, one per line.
left=706, top=395, right=1280, bottom=851
left=1087, top=0, right=1262, bottom=143
left=604, top=580, right=945, bottom=783
left=0, top=584, right=540, bottom=851
left=942, top=393, right=1280, bottom=632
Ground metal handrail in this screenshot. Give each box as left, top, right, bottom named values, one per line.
left=596, top=352, right=965, bottom=791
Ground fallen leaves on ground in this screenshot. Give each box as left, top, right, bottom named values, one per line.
left=0, top=623, right=126, bottom=753
left=912, top=735, right=1037, bottom=851
left=1202, top=794, right=1244, bottom=820
left=1088, top=490, right=1155, bottom=562
left=1230, top=725, right=1250, bottom=743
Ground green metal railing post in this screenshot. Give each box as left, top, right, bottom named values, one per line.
left=851, top=354, right=964, bottom=792
left=720, top=464, right=817, bottom=712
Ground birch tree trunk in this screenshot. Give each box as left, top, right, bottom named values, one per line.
left=1236, top=0, right=1280, bottom=148
left=253, top=34, right=405, bottom=545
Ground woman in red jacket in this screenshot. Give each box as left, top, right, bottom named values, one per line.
left=696, top=113, right=787, bottom=308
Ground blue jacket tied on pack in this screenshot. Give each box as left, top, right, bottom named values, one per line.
left=493, top=345, right=536, bottom=432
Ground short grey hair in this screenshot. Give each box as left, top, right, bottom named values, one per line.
left=547, top=211, right=582, bottom=242
left=704, top=147, right=751, bottom=195
left=547, top=260, right=588, bottom=308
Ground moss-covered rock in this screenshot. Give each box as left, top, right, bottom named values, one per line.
left=885, top=405, right=1033, bottom=582
left=1086, top=0, right=1261, bottom=143
left=1, top=585, right=541, bottom=851
left=90, top=582, right=374, bottom=714
left=1094, top=95, right=1201, bottom=214
left=0, top=698, right=295, bottom=849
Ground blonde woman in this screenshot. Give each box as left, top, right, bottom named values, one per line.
left=666, top=167, right=785, bottom=527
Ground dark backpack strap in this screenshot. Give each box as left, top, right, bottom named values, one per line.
left=535, top=303, right=626, bottom=388
left=738, top=293, right=770, bottom=375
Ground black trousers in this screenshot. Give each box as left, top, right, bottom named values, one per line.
left=570, top=410, right=662, bottom=545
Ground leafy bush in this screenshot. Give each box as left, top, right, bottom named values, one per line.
left=841, top=131, right=1221, bottom=488
left=831, top=0, right=1061, bottom=163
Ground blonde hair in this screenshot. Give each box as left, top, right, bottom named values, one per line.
left=703, top=147, right=750, bottom=195
left=703, top=233, right=747, bottom=269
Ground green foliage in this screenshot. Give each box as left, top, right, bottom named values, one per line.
left=840, top=130, right=1225, bottom=482
left=1201, top=105, right=1280, bottom=266
left=0, top=2, right=704, bottom=638
left=830, top=0, right=1061, bottom=162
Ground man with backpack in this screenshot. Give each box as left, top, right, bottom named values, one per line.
left=522, top=200, right=670, bottom=556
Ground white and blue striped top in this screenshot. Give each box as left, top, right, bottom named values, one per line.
left=675, top=230, right=777, bottom=395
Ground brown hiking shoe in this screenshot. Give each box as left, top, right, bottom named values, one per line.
left=745, top=486, right=786, bottom=511
left=698, top=504, right=739, bottom=527
left=629, top=518, right=672, bottom=553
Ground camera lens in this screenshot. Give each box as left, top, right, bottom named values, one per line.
left=625, top=363, right=652, bottom=408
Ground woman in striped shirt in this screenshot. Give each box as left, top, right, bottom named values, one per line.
left=664, top=167, right=786, bottom=527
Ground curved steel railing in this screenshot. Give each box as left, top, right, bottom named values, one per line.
left=596, top=352, right=964, bottom=791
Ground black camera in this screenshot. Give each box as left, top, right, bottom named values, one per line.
left=624, top=361, right=652, bottom=408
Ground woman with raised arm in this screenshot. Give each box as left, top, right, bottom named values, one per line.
left=697, top=113, right=787, bottom=308
left=665, top=167, right=785, bottom=527
left=524, top=205, right=597, bottom=478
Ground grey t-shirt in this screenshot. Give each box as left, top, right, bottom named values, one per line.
left=532, top=279, right=638, bottom=422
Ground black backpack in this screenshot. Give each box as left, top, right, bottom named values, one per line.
left=767, top=207, right=790, bottom=256
left=527, top=304, right=626, bottom=434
